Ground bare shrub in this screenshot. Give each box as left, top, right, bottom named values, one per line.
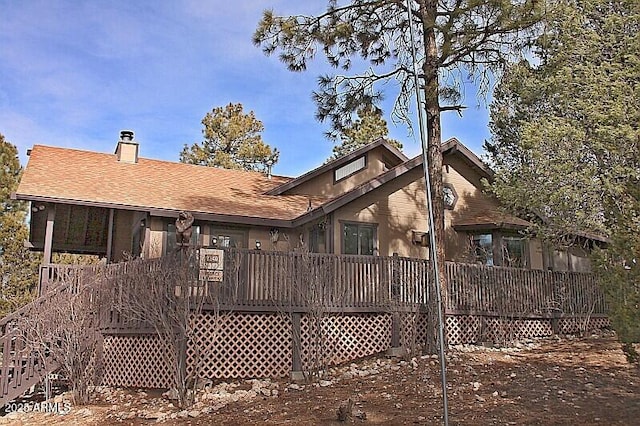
left=109, top=250, right=205, bottom=408
left=21, top=272, right=106, bottom=405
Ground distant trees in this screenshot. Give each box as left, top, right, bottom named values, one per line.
left=328, top=106, right=402, bottom=161
left=486, top=0, right=640, bottom=363
left=0, top=133, right=39, bottom=316
left=254, top=0, right=544, bottom=352
left=180, top=103, right=279, bottom=172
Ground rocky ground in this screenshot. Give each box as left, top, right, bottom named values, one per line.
left=2, top=331, right=638, bottom=425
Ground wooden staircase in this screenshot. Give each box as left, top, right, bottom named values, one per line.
left=0, top=282, right=73, bottom=408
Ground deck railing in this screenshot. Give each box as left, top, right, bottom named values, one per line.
left=38, top=248, right=607, bottom=318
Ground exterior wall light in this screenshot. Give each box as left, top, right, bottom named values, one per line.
left=255, top=240, right=262, bottom=250
left=210, top=236, right=218, bottom=247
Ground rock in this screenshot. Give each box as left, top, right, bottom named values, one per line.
left=475, top=395, right=486, bottom=402
left=76, top=408, right=94, bottom=417
left=472, top=382, right=482, bottom=391
left=163, top=388, right=179, bottom=400
left=260, top=388, right=272, bottom=397
left=288, top=383, right=303, bottom=391
left=144, top=411, right=164, bottom=420
left=188, top=409, right=200, bottom=418
left=337, top=399, right=353, bottom=422
left=319, top=380, right=332, bottom=387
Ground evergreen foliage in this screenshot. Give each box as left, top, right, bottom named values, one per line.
left=486, top=0, right=640, bottom=361
left=255, top=0, right=544, bottom=352
left=180, top=103, right=279, bottom=172
left=329, top=106, right=403, bottom=161
left=0, top=133, right=39, bottom=316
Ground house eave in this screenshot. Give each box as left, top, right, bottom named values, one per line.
left=15, top=193, right=297, bottom=229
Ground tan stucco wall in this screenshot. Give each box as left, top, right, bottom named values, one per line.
left=332, top=167, right=430, bottom=258
left=286, top=147, right=390, bottom=198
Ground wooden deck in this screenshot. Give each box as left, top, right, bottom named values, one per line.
left=38, top=248, right=607, bottom=320
left=0, top=248, right=608, bottom=405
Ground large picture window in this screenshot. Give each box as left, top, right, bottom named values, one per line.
left=469, top=232, right=528, bottom=268
left=471, top=233, right=494, bottom=266
left=210, top=228, right=247, bottom=249
left=342, top=222, right=376, bottom=255
left=502, top=236, right=527, bottom=268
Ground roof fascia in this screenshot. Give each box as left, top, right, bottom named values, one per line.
left=292, top=155, right=423, bottom=227
left=442, top=137, right=494, bottom=179
left=266, top=138, right=408, bottom=196
left=15, top=194, right=296, bottom=228
left=452, top=222, right=529, bottom=231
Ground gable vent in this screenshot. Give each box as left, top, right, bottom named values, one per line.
left=334, top=155, right=366, bottom=182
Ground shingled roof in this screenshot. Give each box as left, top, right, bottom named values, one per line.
left=16, top=145, right=328, bottom=227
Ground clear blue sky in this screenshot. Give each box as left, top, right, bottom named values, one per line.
left=0, top=0, right=492, bottom=178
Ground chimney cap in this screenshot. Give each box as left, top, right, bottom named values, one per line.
left=120, top=130, right=135, bottom=142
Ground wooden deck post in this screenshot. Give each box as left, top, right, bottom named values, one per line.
left=388, top=253, right=405, bottom=357
left=290, top=312, right=304, bottom=381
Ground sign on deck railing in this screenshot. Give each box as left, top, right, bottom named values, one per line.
left=37, top=248, right=607, bottom=317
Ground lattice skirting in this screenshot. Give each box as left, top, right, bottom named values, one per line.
left=300, top=313, right=391, bottom=370
left=447, top=315, right=553, bottom=344
left=189, top=312, right=291, bottom=380
left=102, top=335, right=173, bottom=388
left=101, top=312, right=610, bottom=389
left=558, top=316, right=610, bottom=334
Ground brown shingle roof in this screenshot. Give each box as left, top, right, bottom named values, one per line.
left=17, top=145, right=327, bottom=224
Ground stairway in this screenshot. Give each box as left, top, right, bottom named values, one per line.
left=0, top=283, right=70, bottom=408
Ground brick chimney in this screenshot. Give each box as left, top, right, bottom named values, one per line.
left=115, top=130, right=139, bottom=163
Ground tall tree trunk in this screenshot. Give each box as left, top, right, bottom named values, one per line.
left=422, top=0, right=447, bottom=354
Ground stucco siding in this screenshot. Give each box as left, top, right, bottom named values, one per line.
left=332, top=167, right=429, bottom=258
left=286, top=147, right=389, bottom=198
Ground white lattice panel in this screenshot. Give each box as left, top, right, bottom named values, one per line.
left=300, top=313, right=391, bottom=370
left=446, top=315, right=483, bottom=344
left=102, top=335, right=173, bottom=388
left=399, top=312, right=430, bottom=353
left=558, top=317, right=610, bottom=334
left=189, top=312, right=291, bottom=379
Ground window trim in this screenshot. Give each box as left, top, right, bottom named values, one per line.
left=333, top=155, right=368, bottom=184
left=468, top=231, right=529, bottom=269
left=340, top=220, right=378, bottom=256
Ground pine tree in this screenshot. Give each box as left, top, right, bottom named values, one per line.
left=486, top=0, right=640, bottom=362
left=180, top=103, right=279, bottom=172
left=255, top=0, right=543, bottom=352
left=329, top=106, right=403, bottom=161
left=0, top=134, right=39, bottom=316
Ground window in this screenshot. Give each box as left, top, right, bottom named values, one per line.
left=309, top=224, right=326, bottom=253
left=342, top=222, right=376, bottom=255
left=210, top=228, right=247, bottom=249
left=334, top=155, right=366, bottom=182
left=471, top=233, right=494, bottom=266
left=502, top=236, right=527, bottom=268
left=165, top=223, right=200, bottom=254
left=469, top=232, right=529, bottom=268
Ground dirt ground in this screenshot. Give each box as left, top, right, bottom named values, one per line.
left=3, top=331, right=639, bottom=425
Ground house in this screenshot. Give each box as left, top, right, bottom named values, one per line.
left=14, top=130, right=596, bottom=272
